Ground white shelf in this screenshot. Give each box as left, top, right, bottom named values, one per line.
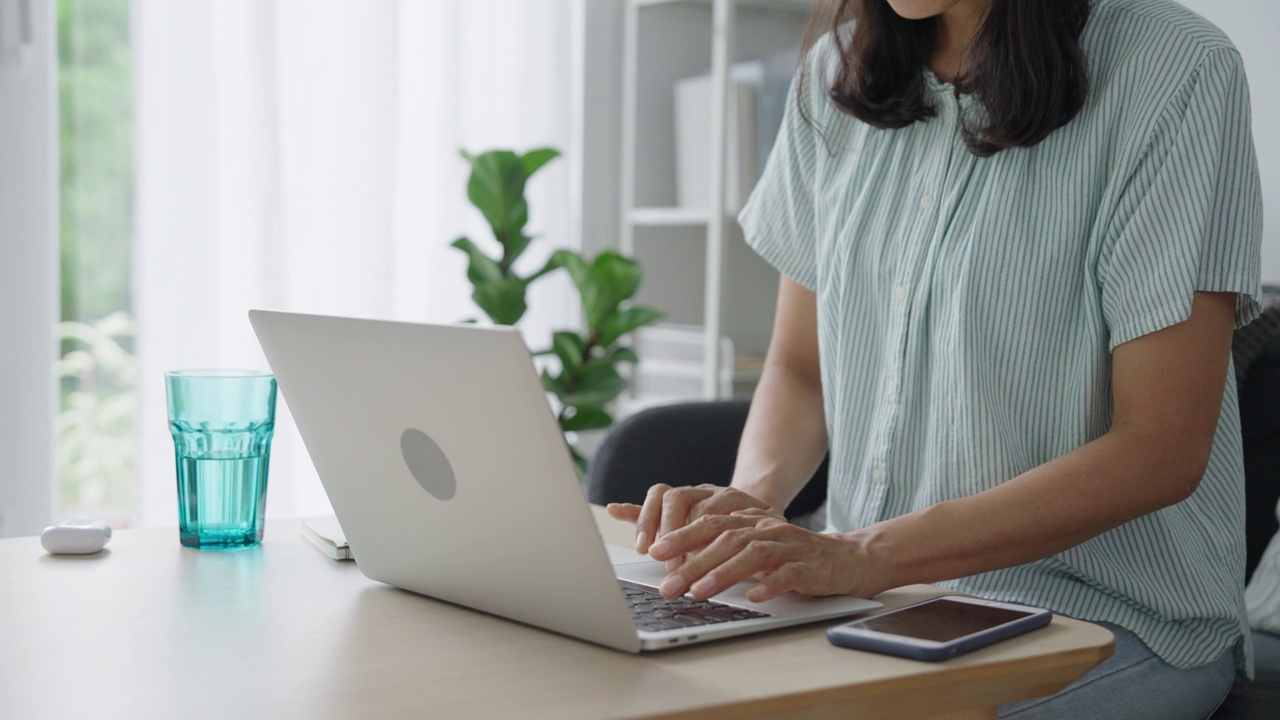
left=621, top=0, right=803, bottom=400
left=629, top=207, right=711, bottom=226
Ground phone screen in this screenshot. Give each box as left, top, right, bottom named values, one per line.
left=853, top=599, right=1036, bottom=643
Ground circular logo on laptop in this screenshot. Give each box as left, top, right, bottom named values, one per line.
left=400, top=428, right=457, bottom=501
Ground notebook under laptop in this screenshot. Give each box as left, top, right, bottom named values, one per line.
left=249, top=310, right=880, bottom=653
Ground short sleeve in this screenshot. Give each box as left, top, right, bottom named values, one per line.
left=737, top=48, right=827, bottom=291
left=1097, top=48, right=1264, bottom=351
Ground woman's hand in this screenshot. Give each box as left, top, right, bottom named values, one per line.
left=648, top=508, right=877, bottom=602
left=605, top=483, right=775, bottom=557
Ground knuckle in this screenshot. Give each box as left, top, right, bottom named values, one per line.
left=701, top=514, right=734, bottom=530
left=763, top=522, right=794, bottom=538
left=667, top=486, right=697, bottom=503
left=772, top=562, right=803, bottom=585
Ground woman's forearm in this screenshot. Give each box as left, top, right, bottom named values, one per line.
left=847, top=423, right=1210, bottom=596
left=731, top=359, right=829, bottom=512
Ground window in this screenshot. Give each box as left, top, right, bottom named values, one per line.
left=55, top=0, right=135, bottom=527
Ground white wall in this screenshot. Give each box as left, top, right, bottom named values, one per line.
left=1176, top=1, right=1280, bottom=283
left=0, top=0, right=57, bottom=537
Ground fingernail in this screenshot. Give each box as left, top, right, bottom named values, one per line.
left=649, top=539, right=671, bottom=557
left=634, top=532, right=648, bottom=552
left=690, top=576, right=716, bottom=598
left=660, top=576, right=686, bottom=597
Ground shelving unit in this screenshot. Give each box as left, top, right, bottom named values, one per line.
left=619, top=0, right=809, bottom=399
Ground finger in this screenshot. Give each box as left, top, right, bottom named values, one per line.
left=671, top=487, right=750, bottom=569
left=660, top=520, right=778, bottom=594
left=633, top=484, right=671, bottom=553
left=686, top=539, right=791, bottom=601
left=659, top=486, right=714, bottom=543
left=648, top=512, right=746, bottom=562
left=747, top=560, right=828, bottom=602
left=688, top=487, right=757, bottom=522
left=605, top=503, right=641, bottom=522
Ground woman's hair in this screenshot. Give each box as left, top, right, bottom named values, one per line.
left=800, top=0, right=1092, bottom=156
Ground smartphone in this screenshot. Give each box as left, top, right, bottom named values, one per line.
left=826, top=595, right=1053, bottom=661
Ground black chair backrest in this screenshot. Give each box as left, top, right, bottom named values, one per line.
left=1241, top=329, right=1280, bottom=582
left=586, top=399, right=828, bottom=520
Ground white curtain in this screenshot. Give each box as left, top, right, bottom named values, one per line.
left=132, top=0, right=579, bottom=528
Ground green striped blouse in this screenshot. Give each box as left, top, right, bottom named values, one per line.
left=739, top=0, right=1264, bottom=674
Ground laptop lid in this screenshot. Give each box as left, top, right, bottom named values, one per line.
left=249, top=310, right=643, bottom=652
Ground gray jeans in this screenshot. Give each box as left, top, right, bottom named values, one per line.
left=999, top=622, right=1236, bottom=719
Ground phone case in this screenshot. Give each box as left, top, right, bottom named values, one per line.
left=826, top=600, right=1053, bottom=661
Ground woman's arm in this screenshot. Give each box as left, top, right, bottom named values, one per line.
left=851, top=290, right=1238, bottom=594
left=606, top=274, right=829, bottom=550
left=730, top=274, right=829, bottom=510
left=650, top=291, right=1238, bottom=601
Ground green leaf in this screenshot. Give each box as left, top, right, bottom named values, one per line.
left=579, top=345, right=639, bottom=377
left=471, top=277, right=529, bottom=325
left=451, top=236, right=505, bottom=284
left=549, top=249, right=614, bottom=331
left=561, top=364, right=628, bottom=407
left=609, top=346, right=639, bottom=364
left=505, top=233, right=534, bottom=268
left=551, top=331, right=586, bottom=373
left=460, top=149, right=530, bottom=261
left=591, top=251, right=642, bottom=305
left=541, top=369, right=568, bottom=396
left=559, top=406, right=613, bottom=432
left=520, top=147, right=560, bottom=179
left=579, top=253, right=637, bottom=330
left=550, top=249, right=590, bottom=290
left=599, top=306, right=663, bottom=348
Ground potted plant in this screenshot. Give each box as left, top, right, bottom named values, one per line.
left=452, top=148, right=661, bottom=474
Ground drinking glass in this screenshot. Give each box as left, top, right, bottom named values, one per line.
left=165, top=370, right=277, bottom=549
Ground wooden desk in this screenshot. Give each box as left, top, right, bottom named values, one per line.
left=0, top=510, right=1112, bottom=719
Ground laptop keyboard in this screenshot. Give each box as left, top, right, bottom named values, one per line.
left=622, top=584, right=771, bottom=632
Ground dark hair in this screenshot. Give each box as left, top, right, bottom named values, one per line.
left=800, top=0, right=1092, bottom=156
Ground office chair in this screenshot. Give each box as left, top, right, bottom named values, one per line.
left=1216, top=293, right=1280, bottom=719
left=586, top=399, right=828, bottom=521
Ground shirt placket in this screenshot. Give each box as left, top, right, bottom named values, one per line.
left=864, top=94, right=959, bottom=521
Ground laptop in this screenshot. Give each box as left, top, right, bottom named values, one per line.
left=249, top=310, right=880, bottom=653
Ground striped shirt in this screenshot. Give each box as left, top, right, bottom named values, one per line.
left=739, top=0, right=1264, bottom=674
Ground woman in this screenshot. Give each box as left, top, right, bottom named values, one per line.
left=607, top=0, right=1263, bottom=716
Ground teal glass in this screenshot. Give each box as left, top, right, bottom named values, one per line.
left=165, top=370, right=277, bottom=549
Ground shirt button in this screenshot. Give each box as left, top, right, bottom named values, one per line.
left=920, top=195, right=935, bottom=211
left=871, top=468, right=886, bottom=485
left=887, top=379, right=897, bottom=398
left=894, top=286, right=908, bottom=301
